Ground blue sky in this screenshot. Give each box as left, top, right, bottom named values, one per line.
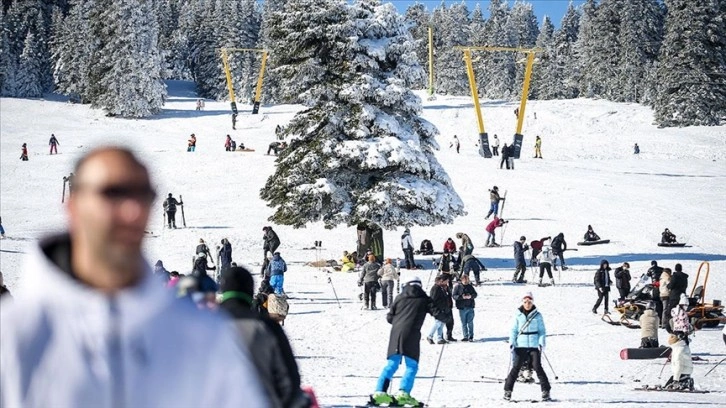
left=390, top=0, right=585, bottom=27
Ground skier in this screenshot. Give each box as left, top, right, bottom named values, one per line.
left=0, top=216, right=5, bottom=239
left=451, top=135, right=460, bottom=153
left=219, top=238, right=233, bottom=271
left=452, top=274, right=477, bottom=341
left=187, top=133, right=196, bottom=152
left=401, top=228, right=415, bottom=269
left=231, top=113, right=237, bottom=130
left=550, top=233, right=568, bottom=270
left=485, top=217, right=506, bottom=247
left=665, top=264, right=689, bottom=333
left=461, top=254, right=485, bottom=286
left=592, top=259, right=612, bottom=315
left=659, top=268, right=672, bottom=327
left=485, top=186, right=505, bottom=219
left=661, top=228, right=677, bottom=244
left=0, top=270, right=10, bottom=299
left=378, top=258, right=399, bottom=309
left=664, top=334, right=694, bottom=390
left=20, top=143, right=28, bottom=161
left=443, top=237, right=456, bottom=254
left=614, top=262, right=632, bottom=305
left=358, top=254, right=381, bottom=310
left=153, top=260, right=170, bottom=284
left=218, top=266, right=310, bottom=408
left=267, top=251, right=288, bottom=296
left=633, top=143, right=640, bottom=154
left=426, top=275, right=453, bottom=344
left=369, top=223, right=385, bottom=263
left=163, top=193, right=182, bottom=229
left=49, top=134, right=59, bottom=154
left=500, top=143, right=510, bottom=169
left=492, top=134, right=500, bottom=156
left=262, top=226, right=280, bottom=259
left=225, top=134, right=233, bottom=151
left=583, top=225, right=601, bottom=242
left=639, top=301, right=660, bottom=348
left=63, top=172, right=75, bottom=195
left=504, top=292, right=551, bottom=402
left=196, top=238, right=212, bottom=259
left=507, top=144, right=515, bottom=169
left=529, top=236, right=551, bottom=266
left=647, top=261, right=665, bottom=324
left=536, top=244, right=555, bottom=286
left=512, top=236, right=529, bottom=283
left=371, top=276, right=432, bottom=407
left=534, top=136, right=542, bottom=158
left=671, top=294, right=693, bottom=338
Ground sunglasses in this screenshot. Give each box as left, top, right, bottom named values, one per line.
left=523, top=298, right=533, bottom=303
left=75, top=184, right=157, bottom=204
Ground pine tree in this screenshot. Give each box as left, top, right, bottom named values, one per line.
left=258, top=0, right=287, bottom=103
left=260, top=0, right=464, bottom=229
left=588, top=0, right=624, bottom=100
left=434, top=1, right=470, bottom=96
left=574, top=0, right=598, bottom=97
left=551, top=2, right=580, bottom=99
left=531, top=16, right=555, bottom=100
left=52, top=0, right=95, bottom=102
left=507, top=1, right=539, bottom=96
left=654, top=0, right=726, bottom=126
left=15, top=29, right=43, bottom=97
left=469, top=3, right=487, bottom=93
left=480, top=0, right=514, bottom=99
left=403, top=2, right=430, bottom=90
left=617, top=0, right=664, bottom=103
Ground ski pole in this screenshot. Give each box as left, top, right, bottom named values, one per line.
left=541, top=350, right=559, bottom=380
left=704, top=357, right=726, bottom=377
left=426, top=342, right=446, bottom=406
left=657, top=355, right=669, bottom=379
left=327, top=276, right=341, bottom=308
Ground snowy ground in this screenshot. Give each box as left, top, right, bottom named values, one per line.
left=1, top=81, right=725, bottom=407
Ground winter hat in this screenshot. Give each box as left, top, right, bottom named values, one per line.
left=651, top=260, right=658, bottom=266
left=523, top=291, right=533, bottom=301
left=492, top=186, right=498, bottom=191
left=675, top=263, right=682, bottom=272
left=646, top=301, right=655, bottom=310
left=668, top=334, right=679, bottom=345
left=168, top=193, right=172, bottom=198
left=404, top=276, right=422, bottom=287
left=679, top=293, right=689, bottom=306
left=520, top=236, right=526, bottom=242
left=199, top=238, right=204, bottom=243
left=220, top=266, right=255, bottom=304
left=155, top=260, right=163, bottom=267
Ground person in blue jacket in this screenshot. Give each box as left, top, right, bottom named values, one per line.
left=268, top=252, right=288, bottom=295
left=504, top=291, right=551, bottom=402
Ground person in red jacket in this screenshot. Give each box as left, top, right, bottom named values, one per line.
left=485, top=217, right=507, bottom=247
left=443, top=237, right=456, bottom=254
left=20, top=143, right=28, bottom=161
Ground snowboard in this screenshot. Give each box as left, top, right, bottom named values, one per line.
left=236, top=148, right=256, bottom=152
left=577, top=239, right=610, bottom=246
left=657, top=242, right=686, bottom=247
left=620, top=347, right=671, bottom=360
left=634, top=385, right=708, bottom=393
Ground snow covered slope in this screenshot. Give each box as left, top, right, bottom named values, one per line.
left=1, top=81, right=725, bottom=406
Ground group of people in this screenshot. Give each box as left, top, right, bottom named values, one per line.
left=18, top=134, right=61, bottom=161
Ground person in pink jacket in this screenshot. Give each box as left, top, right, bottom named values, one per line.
left=485, top=217, right=507, bottom=247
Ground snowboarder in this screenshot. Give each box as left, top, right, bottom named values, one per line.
left=512, top=236, right=529, bottom=283
left=358, top=254, right=381, bottom=309
left=369, top=223, right=385, bottom=263
left=659, top=268, right=672, bottom=326
left=485, top=217, right=506, bottom=247
left=461, top=254, right=486, bottom=286
left=492, top=134, right=500, bottom=156
left=500, top=143, right=510, bottom=169
left=536, top=244, right=555, bottom=286
left=20, top=143, right=28, bottom=161
left=163, top=193, right=182, bottom=229
left=231, top=113, right=237, bottom=130
left=371, top=276, right=432, bottom=407
left=419, top=239, right=434, bottom=255
left=49, top=134, right=59, bottom=154
left=401, top=228, right=415, bottom=269
left=485, top=186, right=505, bottom=219
left=452, top=274, right=477, bottom=341
left=0, top=270, right=11, bottom=299
left=187, top=134, right=196, bottom=152
left=592, top=259, right=612, bottom=315
left=426, top=275, right=453, bottom=344
left=451, top=135, right=460, bottom=153
left=551, top=233, right=567, bottom=270
left=153, top=260, right=170, bottom=284
left=665, top=264, right=689, bottom=333
left=0, top=216, right=5, bottom=239
left=262, top=226, right=280, bottom=259
left=269, top=251, right=287, bottom=295
left=504, top=292, right=551, bottom=402
left=583, top=225, right=600, bottom=242
left=534, top=136, right=542, bottom=158
left=225, top=134, right=233, bottom=151
left=639, top=301, right=660, bottom=348
left=661, top=228, right=677, bottom=244
left=614, top=262, right=632, bottom=304
left=443, top=237, right=456, bottom=254
left=664, top=334, right=694, bottom=390
left=648, top=261, right=665, bottom=324
left=634, top=143, right=640, bottom=154
left=219, top=238, right=233, bottom=271
left=378, top=258, right=399, bottom=308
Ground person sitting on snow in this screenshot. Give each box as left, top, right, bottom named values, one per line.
left=639, top=301, right=659, bottom=348
left=341, top=250, right=356, bottom=272
left=583, top=225, right=601, bottom=242
left=661, top=228, right=677, bottom=244
left=664, top=334, right=694, bottom=390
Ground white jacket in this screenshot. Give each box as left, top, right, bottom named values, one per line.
left=1, top=235, right=269, bottom=408
left=492, top=137, right=500, bottom=147
left=537, top=246, right=555, bottom=264
left=401, top=232, right=414, bottom=250
left=670, top=339, right=693, bottom=380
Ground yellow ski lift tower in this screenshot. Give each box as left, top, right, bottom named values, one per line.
left=456, top=46, right=541, bottom=158
left=220, top=47, right=269, bottom=115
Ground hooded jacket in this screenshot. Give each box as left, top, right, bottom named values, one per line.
left=0, top=234, right=268, bottom=408
left=401, top=230, right=414, bottom=250
left=667, top=270, right=689, bottom=301
left=639, top=309, right=659, bottom=339
left=509, top=305, right=546, bottom=349
left=386, top=283, right=432, bottom=361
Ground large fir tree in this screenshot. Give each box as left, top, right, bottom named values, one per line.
left=434, top=1, right=470, bottom=96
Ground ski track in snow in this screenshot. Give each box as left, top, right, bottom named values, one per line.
left=1, top=81, right=725, bottom=407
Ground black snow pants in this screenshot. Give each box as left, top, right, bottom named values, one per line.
left=505, top=348, right=550, bottom=392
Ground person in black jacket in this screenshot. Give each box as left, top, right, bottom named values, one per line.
left=263, top=226, right=280, bottom=259
left=163, top=193, right=182, bottom=229
left=461, top=254, right=486, bottom=286
left=647, top=261, right=665, bottom=323
left=219, top=266, right=311, bottom=408
left=592, top=259, right=612, bottom=314
left=512, top=236, right=529, bottom=283
left=613, top=262, right=631, bottom=304
left=196, top=238, right=211, bottom=258
left=452, top=274, right=478, bottom=341
left=219, top=238, right=233, bottom=271
left=371, top=276, right=432, bottom=407
left=426, top=276, right=453, bottom=344
left=583, top=225, right=600, bottom=242
left=551, top=233, right=568, bottom=270
left=661, top=228, right=677, bottom=244
left=665, top=263, right=689, bottom=333
left=500, top=143, right=510, bottom=169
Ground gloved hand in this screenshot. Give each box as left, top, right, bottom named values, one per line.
left=539, top=345, right=544, bottom=352
left=358, top=281, right=363, bottom=287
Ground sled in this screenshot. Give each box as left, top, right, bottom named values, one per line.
left=236, top=148, right=255, bottom=152
left=620, top=347, right=671, bottom=360
left=657, top=242, right=686, bottom=247
left=577, top=239, right=610, bottom=246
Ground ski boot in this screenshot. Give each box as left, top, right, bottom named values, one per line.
left=542, top=390, right=551, bottom=401
left=395, top=391, right=423, bottom=407
left=370, top=391, right=395, bottom=406
left=503, top=391, right=512, bottom=401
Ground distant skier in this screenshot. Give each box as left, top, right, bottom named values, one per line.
left=503, top=292, right=551, bottom=402
left=512, top=236, right=529, bottom=283
left=592, top=259, right=612, bottom=315
left=500, top=143, right=510, bottom=169
left=452, top=274, right=477, bottom=341
left=63, top=172, right=75, bottom=195
left=225, top=134, right=233, bottom=151
left=534, top=136, right=542, bottom=158
left=551, top=233, right=567, bottom=270
left=268, top=251, right=287, bottom=295
left=661, top=228, right=677, bottom=244
left=450, top=135, right=460, bottom=153
left=163, top=193, right=182, bottom=229
left=0, top=216, right=5, bottom=239
left=633, top=143, right=640, bottom=154
left=187, top=134, right=196, bottom=152
left=371, top=276, right=432, bottom=407
left=639, top=301, right=659, bottom=348
left=192, top=252, right=218, bottom=297
left=195, top=99, right=204, bottom=111
left=401, top=228, right=415, bottom=269
left=20, top=143, right=28, bottom=161
left=49, top=134, right=59, bottom=154
left=219, top=238, right=233, bottom=271
left=485, top=186, right=505, bottom=219
left=492, top=134, right=500, bottom=156
left=262, top=226, right=280, bottom=258
left=377, top=258, right=399, bottom=308
left=583, top=225, right=601, bottom=242
left=153, top=260, right=170, bottom=284
left=665, top=264, right=689, bottom=333
left=359, top=254, right=381, bottom=310
left=614, top=262, right=632, bottom=304
left=659, top=268, right=672, bottom=326
left=418, top=239, right=434, bottom=255
left=536, top=244, right=555, bottom=286
left=514, top=108, right=519, bottom=118
left=196, top=238, right=212, bottom=259
left=485, top=217, right=506, bottom=247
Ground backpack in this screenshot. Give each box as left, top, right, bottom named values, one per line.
left=267, top=294, right=289, bottom=324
